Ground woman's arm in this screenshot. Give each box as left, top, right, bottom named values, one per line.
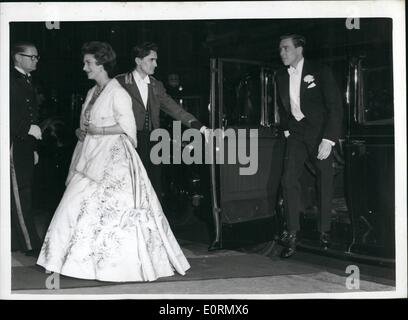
left=86, top=123, right=125, bottom=135
left=87, top=122, right=137, bottom=148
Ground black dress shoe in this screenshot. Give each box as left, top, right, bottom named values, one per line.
left=280, top=234, right=297, bottom=258
left=320, top=231, right=331, bottom=250
left=208, top=240, right=222, bottom=251
left=279, top=230, right=290, bottom=244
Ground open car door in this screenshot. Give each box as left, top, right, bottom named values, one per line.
left=208, top=58, right=285, bottom=250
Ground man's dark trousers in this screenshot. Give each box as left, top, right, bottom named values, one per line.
left=281, top=116, right=334, bottom=234
left=137, top=130, right=162, bottom=202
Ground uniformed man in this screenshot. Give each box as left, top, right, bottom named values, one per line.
left=10, top=41, right=42, bottom=256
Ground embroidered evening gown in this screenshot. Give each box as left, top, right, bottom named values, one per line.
left=37, top=79, right=190, bottom=282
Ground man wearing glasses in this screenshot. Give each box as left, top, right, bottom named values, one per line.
left=10, top=41, right=42, bottom=257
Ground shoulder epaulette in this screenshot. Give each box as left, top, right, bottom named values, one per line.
left=124, top=72, right=133, bottom=85
left=117, top=72, right=133, bottom=85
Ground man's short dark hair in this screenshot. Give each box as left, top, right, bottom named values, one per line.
left=81, top=41, right=117, bottom=77
left=11, top=41, right=36, bottom=63
left=131, top=42, right=158, bottom=61
left=280, top=34, right=306, bottom=49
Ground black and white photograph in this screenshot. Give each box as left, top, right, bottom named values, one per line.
left=0, top=1, right=406, bottom=301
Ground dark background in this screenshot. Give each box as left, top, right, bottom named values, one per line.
left=10, top=19, right=394, bottom=252
left=10, top=18, right=392, bottom=127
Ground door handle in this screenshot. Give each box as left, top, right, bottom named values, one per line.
left=351, top=139, right=365, bottom=145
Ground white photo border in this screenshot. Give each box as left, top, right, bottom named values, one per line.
left=0, top=1, right=406, bottom=300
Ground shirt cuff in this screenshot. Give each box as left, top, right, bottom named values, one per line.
left=322, top=138, right=335, bottom=146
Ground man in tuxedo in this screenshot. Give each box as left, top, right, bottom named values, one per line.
left=116, top=42, right=208, bottom=200
left=275, top=34, right=343, bottom=258
left=10, top=41, right=42, bottom=256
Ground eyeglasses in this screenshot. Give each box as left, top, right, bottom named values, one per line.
left=18, top=53, right=40, bottom=61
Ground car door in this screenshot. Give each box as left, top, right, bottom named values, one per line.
left=208, top=58, right=285, bottom=246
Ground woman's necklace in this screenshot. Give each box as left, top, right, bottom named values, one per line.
left=84, top=79, right=110, bottom=129
left=91, top=80, right=109, bottom=103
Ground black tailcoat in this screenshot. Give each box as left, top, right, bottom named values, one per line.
left=276, top=60, right=343, bottom=233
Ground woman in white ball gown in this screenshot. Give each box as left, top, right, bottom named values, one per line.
left=37, top=41, right=190, bottom=282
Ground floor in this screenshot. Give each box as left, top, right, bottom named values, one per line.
left=8, top=208, right=397, bottom=298
left=10, top=238, right=396, bottom=297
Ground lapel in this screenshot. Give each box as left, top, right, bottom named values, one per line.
left=278, top=70, right=290, bottom=113
left=124, top=72, right=146, bottom=112
left=11, top=68, right=36, bottom=100
left=147, top=77, right=158, bottom=109
left=300, top=59, right=311, bottom=102
left=12, top=68, right=31, bottom=88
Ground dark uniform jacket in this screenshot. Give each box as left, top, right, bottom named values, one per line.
left=10, top=67, right=39, bottom=187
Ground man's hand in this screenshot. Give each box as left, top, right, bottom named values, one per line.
left=284, top=130, right=290, bottom=138
left=317, top=139, right=333, bottom=160
left=28, top=124, right=42, bottom=140
left=200, top=126, right=212, bottom=144
left=34, top=151, right=39, bottom=165
left=75, top=128, right=87, bottom=141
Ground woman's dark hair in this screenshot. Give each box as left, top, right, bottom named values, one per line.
left=81, top=41, right=117, bottom=77
left=131, top=42, right=158, bottom=61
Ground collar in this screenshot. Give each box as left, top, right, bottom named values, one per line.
left=132, top=70, right=150, bottom=84
left=288, top=58, right=304, bottom=76
left=14, top=66, right=30, bottom=77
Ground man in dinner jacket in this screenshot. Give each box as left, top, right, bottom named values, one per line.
left=275, top=34, right=343, bottom=258
left=116, top=42, right=208, bottom=202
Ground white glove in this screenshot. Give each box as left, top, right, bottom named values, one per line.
left=34, top=151, right=39, bottom=165
left=28, top=124, right=42, bottom=140
left=200, top=126, right=210, bottom=144
left=200, top=126, right=224, bottom=144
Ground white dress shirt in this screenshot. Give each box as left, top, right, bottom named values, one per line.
left=132, top=70, right=150, bottom=109
left=288, top=58, right=305, bottom=122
